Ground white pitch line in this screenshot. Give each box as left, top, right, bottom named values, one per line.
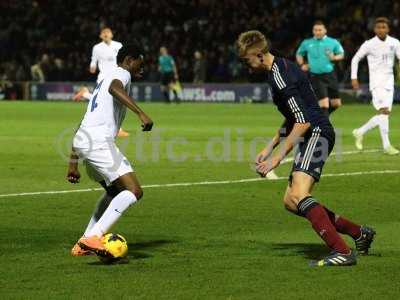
left=0, top=188, right=103, bottom=198
left=0, top=169, right=399, bottom=199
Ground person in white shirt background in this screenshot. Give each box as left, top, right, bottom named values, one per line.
left=74, top=27, right=129, bottom=137
left=351, top=17, right=400, bottom=155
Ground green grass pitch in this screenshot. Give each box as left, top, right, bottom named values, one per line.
left=0, top=101, right=399, bottom=299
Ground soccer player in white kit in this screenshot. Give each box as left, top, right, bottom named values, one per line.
left=73, top=27, right=130, bottom=137
left=351, top=17, right=400, bottom=155
left=67, top=43, right=154, bottom=257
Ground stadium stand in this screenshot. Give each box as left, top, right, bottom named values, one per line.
left=1, top=0, right=399, bottom=83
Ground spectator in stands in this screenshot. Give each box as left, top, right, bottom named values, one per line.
left=30, top=54, right=50, bottom=82
left=52, top=58, right=66, bottom=81
left=193, top=50, right=206, bottom=83
left=1, top=0, right=400, bottom=83
left=0, top=68, right=17, bottom=99
left=213, top=57, right=230, bottom=82
left=0, top=68, right=10, bottom=99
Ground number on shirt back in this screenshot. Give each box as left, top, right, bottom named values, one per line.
left=90, top=80, right=104, bottom=112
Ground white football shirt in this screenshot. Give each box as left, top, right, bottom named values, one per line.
left=79, top=67, right=131, bottom=140
left=351, top=35, right=400, bottom=90
left=90, top=41, right=123, bottom=82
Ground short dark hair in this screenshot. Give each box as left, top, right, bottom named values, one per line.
left=313, top=20, right=325, bottom=27
left=100, top=27, right=112, bottom=33
left=117, top=41, right=144, bottom=64
left=374, top=17, right=390, bottom=26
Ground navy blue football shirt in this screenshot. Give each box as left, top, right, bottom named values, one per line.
left=267, top=57, right=332, bottom=133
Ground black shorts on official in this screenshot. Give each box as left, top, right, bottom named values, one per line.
left=310, top=71, right=339, bottom=100
left=289, top=126, right=335, bottom=182
left=161, top=72, right=175, bottom=86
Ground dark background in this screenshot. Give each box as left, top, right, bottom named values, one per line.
left=1, top=0, right=399, bottom=83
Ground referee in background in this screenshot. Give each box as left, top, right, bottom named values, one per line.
left=296, top=21, right=344, bottom=117
left=158, top=46, right=180, bottom=102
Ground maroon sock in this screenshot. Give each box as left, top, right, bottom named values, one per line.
left=297, top=197, right=350, bottom=254
left=323, top=206, right=361, bottom=240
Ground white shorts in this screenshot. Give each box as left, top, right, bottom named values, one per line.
left=371, top=88, right=394, bottom=111
left=73, top=128, right=133, bottom=186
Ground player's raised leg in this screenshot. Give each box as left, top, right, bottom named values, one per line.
left=283, top=172, right=356, bottom=266
left=71, top=191, right=113, bottom=256
left=352, top=104, right=388, bottom=152
left=85, top=173, right=142, bottom=237
left=353, top=90, right=399, bottom=154
left=82, top=182, right=119, bottom=235
left=78, top=172, right=142, bottom=256
left=352, top=114, right=382, bottom=151
left=283, top=172, right=351, bottom=256
left=377, top=107, right=399, bottom=155
left=323, top=206, right=376, bottom=255
left=283, top=182, right=374, bottom=255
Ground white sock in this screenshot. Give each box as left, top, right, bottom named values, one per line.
left=377, top=114, right=390, bottom=149
left=83, top=92, right=92, bottom=100
left=83, top=193, right=112, bottom=237
left=83, top=217, right=97, bottom=237
left=357, top=115, right=380, bottom=135
left=86, top=190, right=137, bottom=237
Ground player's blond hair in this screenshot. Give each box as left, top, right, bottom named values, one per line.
left=237, top=30, right=269, bottom=57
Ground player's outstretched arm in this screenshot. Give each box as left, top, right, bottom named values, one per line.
left=255, top=119, right=289, bottom=164
left=256, top=122, right=310, bottom=177
left=255, top=132, right=280, bottom=164
left=256, top=90, right=310, bottom=176
left=276, top=122, right=310, bottom=160
left=255, top=60, right=312, bottom=176
left=351, top=43, right=368, bottom=90
left=109, top=79, right=153, bottom=131
left=89, top=46, right=98, bottom=74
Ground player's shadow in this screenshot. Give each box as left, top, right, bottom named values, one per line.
left=271, top=243, right=328, bottom=259
left=127, top=239, right=176, bottom=260
left=87, top=239, right=176, bottom=266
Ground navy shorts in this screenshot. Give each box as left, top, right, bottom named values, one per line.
left=289, top=126, right=335, bottom=182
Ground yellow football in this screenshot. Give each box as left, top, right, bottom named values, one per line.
left=98, top=233, right=128, bottom=263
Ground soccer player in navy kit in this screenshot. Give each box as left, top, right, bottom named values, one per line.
left=237, top=30, right=375, bottom=266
